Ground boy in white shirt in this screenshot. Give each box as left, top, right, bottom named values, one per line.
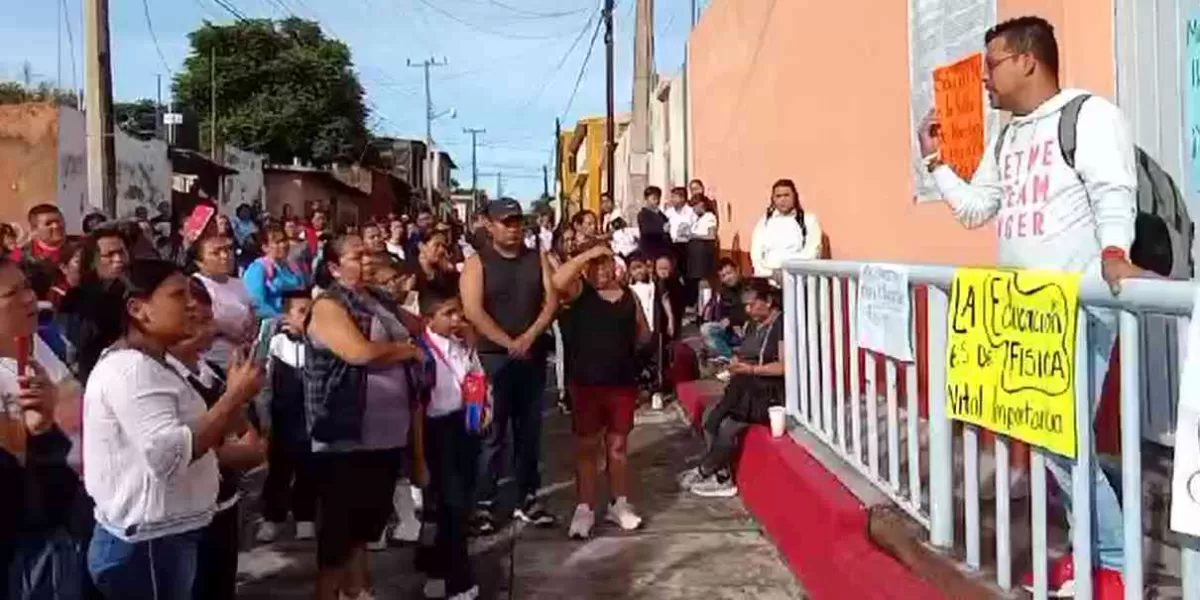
left=416, top=289, right=491, bottom=600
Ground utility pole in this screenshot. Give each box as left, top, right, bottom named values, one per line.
left=628, top=0, right=654, bottom=219
left=603, top=0, right=616, bottom=210
left=496, top=172, right=504, bottom=200
left=84, top=0, right=117, bottom=216
left=463, top=127, right=486, bottom=213
left=210, top=47, right=217, bottom=159
left=542, top=164, right=549, bottom=198
left=408, top=57, right=450, bottom=209
left=155, top=74, right=162, bottom=140
left=683, top=0, right=696, bottom=185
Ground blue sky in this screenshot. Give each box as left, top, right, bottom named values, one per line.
left=0, top=0, right=698, bottom=201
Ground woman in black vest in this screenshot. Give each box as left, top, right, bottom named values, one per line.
left=166, top=279, right=266, bottom=600
left=552, top=242, right=651, bottom=540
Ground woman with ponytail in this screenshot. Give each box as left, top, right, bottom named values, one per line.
left=749, top=179, right=823, bottom=278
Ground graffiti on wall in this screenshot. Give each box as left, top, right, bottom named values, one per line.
left=114, top=128, right=170, bottom=220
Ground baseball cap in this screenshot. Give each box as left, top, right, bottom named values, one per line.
left=486, top=198, right=523, bottom=221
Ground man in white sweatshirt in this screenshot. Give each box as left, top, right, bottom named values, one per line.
left=918, top=16, right=1141, bottom=598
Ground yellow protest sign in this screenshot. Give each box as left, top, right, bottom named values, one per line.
left=945, top=268, right=1080, bottom=457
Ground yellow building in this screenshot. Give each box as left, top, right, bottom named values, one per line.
left=558, top=113, right=630, bottom=217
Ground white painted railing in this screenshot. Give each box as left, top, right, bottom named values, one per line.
left=781, top=259, right=1200, bottom=600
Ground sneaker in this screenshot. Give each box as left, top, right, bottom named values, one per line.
left=391, top=518, right=421, bottom=544
left=294, top=521, right=316, bottom=541
left=676, top=467, right=704, bottom=490
left=1019, top=554, right=1075, bottom=597
left=256, top=521, right=283, bottom=543
left=690, top=474, right=738, bottom=498
left=469, top=509, right=496, bottom=536
left=606, top=497, right=643, bottom=531
left=411, top=485, right=424, bottom=514
left=514, top=497, right=557, bottom=527
left=366, top=528, right=389, bottom=551
left=568, top=504, right=594, bottom=540
left=423, top=578, right=447, bottom=599
left=448, top=585, right=480, bottom=600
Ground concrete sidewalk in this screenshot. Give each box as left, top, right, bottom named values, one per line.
left=235, top=404, right=805, bottom=599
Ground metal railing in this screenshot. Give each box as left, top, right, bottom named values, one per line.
left=781, top=259, right=1200, bottom=600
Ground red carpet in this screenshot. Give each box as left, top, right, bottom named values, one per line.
left=676, top=381, right=944, bottom=600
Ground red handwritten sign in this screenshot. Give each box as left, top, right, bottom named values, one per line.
left=934, top=53, right=986, bottom=180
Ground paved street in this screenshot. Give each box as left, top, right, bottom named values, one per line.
left=235, top=404, right=806, bottom=599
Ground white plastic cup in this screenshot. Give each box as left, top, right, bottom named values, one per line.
left=768, top=406, right=787, bottom=438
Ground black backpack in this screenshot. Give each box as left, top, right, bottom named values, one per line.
left=994, top=95, right=1194, bottom=278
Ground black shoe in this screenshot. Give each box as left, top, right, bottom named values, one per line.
left=468, top=509, right=495, bottom=537
left=513, top=498, right=557, bottom=528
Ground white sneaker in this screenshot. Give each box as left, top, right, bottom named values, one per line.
left=411, top=484, right=424, bottom=514
left=448, top=585, right=479, bottom=600
left=391, top=517, right=421, bottom=544
left=366, top=528, right=389, bottom=551
left=256, top=521, right=283, bottom=543
left=423, top=578, right=447, bottom=599
left=568, top=504, right=595, bottom=540
left=294, top=521, right=316, bottom=541
left=606, top=497, right=643, bottom=531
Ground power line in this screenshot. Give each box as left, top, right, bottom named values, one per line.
left=516, top=4, right=600, bottom=112
left=411, top=0, right=579, bottom=41
left=142, top=0, right=174, bottom=75
left=481, top=0, right=590, bottom=19
left=561, top=12, right=603, bottom=117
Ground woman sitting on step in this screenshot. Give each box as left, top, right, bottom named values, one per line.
left=680, top=277, right=785, bottom=498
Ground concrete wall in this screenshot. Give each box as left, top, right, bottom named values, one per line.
left=223, top=145, right=265, bottom=214
left=264, top=170, right=362, bottom=228
left=688, top=0, right=1115, bottom=263
left=650, top=71, right=687, bottom=194
left=112, top=122, right=170, bottom=221
left=0, top=103, right=62, bottom=237
left=57, top=106, right=87, bottom=233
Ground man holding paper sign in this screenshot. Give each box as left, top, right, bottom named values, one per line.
left=917, top=16, right=1141, bottom=598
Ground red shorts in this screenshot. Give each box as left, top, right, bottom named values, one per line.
left=568, top=384, right=638, bottom=437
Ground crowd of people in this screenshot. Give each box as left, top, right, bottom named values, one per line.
left=0, top=166, right=824, bottom=600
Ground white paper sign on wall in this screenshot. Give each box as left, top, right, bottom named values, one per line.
left=856, top=264, right=914, bottom=362
left=1171, top=286, right=1200, bottom=536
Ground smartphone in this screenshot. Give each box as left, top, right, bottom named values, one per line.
left=251, top=319, right=275, bottom=365
left=15, top=335, right=30, bottom=377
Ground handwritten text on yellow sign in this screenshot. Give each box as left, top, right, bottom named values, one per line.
left=946, top=269, right=1080, bottom=458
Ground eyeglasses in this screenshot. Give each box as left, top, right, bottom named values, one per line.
left=984, top=53, right=1020, bottom=73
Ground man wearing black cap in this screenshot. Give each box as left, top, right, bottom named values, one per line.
left=461, top=198, right=560, bottom=532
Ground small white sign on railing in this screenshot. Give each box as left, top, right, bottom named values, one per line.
left=1171, top=287, right=1200, bottom=536
left=856, top=264, right=914, bottom=362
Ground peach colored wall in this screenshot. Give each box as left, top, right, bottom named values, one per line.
left=688, top=0, right=1114, bottom=265
left=0, top=104, right=61, bottom=235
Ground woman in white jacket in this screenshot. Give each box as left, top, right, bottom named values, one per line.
left=750, top=179, right=823, bottom=278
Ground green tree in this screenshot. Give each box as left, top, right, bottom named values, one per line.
left=0, top=80, right=79, bottom=108
left=173, top=18, right=369, bottom=164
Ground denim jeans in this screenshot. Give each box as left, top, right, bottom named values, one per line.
left=476, top=354, right=547, bottom=506
left=1044, top=307, right=1123, bottom=570
left=700, top=322, right=738, bottom=359
left=87, top=525, right=200, bottom=600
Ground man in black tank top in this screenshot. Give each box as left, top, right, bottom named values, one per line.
left=461, top=198, right=560, bottom=531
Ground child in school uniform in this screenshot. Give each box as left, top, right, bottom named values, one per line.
left=256, top=290, right=318, bottom=543
left=417, top=289, right=492, bottom=600
left=628, top=253, right=674, bottom=408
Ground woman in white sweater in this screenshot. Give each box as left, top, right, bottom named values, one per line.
left=749, top=179, right=823, bottom=278
left=83, top=259, right=263, bottom=599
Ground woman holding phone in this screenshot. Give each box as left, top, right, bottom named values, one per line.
left=83, top=259, right=264, bottom=599
left=167, top=278, right=266, bottom=600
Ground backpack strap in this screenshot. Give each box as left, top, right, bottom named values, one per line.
left=1057, top=94, right=1092, bottom=170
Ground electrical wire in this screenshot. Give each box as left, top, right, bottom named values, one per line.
left=61, top=0, right=77, bottom=92
left=142, top=0, right=175, bottom=75
left=515, top=3, right=600, bottom=113
left=412, top=0, right=579, bottom=41
left=560, top=13, right=603, bottom=117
